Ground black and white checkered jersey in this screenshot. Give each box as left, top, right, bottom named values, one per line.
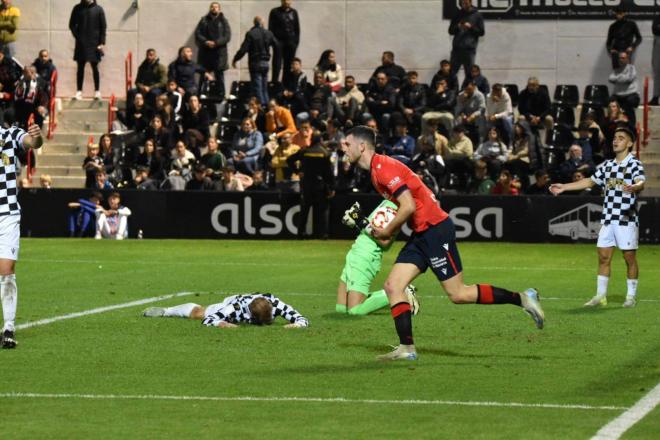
left=201, top=292, right=309, bottom=327
left=591, top=153, right=645, bottom=226
left=0, top=126, right=27, bottom=217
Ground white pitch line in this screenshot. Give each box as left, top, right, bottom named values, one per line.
left=16, top=291, right=198, bottom=330
left=591, top=382, right=660, bottom=440
left=0, top=392, right=626, bottom=411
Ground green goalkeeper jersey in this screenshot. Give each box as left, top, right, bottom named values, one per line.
left=349, top=200, right=398, bottom=257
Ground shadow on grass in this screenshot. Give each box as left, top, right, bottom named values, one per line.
left=338, top=342, right=543, bottom=361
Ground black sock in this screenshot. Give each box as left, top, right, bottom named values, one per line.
left=477, top=284, right=522, bottom=306
left=391, top=302, right=414, bottom=345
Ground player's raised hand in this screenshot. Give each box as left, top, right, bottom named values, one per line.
left=341, top=202, right=361, bottom=229
left=549, top=183, right=564, bottom=196
left=27, top=123, right=42, bottom=139
left=370, top=225, right=390, bottom=240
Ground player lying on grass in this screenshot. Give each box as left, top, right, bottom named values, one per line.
left=143, top=292, right=308, bottom=328
left=550, top=125, right=644, bottom=308
left=341, top=126, right=544, bottom=361
left=336, top=200, right=419, bottom=316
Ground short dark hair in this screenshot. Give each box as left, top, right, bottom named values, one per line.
left=383, top=51, right=394, bottom=59
left=109, top=192, right=121, bottom=200
left=614, top=125, right=636, bottom=143
left=311, top=130, right=323, bottom=146
left=534, top=169, right=548, bottom=179
left=346, top=126, right=377, bottom=150
left=440, top=59, right=450, bottom=66
left=578, top=120, right=592, bottom=131
left=453, top=125, right=466, bottom=133
left=146, top=48, right=156, bottom=55
left=90, top=192, right=103, bottom=203
left=408, top=71, right=418, bottom=78
left=292, top=57, right=301, bottom=64
left=249, top=297, right=273, bottom=325
left=345, top=75, right=355, bottom=81
left=492, top=83, right=503, bottom=93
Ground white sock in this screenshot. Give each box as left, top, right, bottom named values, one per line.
left=163, top=303, right=199, bottom=318
left=1, top=274, right=17, bottom=332
left=626, top=279, right=638, bottom=298
left=597, top=275, right=609, bottom=297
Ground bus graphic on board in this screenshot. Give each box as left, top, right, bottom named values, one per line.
left=548, top=203, right=602, bottom=241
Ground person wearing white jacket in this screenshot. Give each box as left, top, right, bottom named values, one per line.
left=95, top=192, right=131, bottom=240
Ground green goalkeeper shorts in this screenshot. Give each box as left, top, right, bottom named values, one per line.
left=340, top=250, right=382, bottom=296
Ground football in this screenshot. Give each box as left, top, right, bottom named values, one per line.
left=371, top=205, right=398, bottom=229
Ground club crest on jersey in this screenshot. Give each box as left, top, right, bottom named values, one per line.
left=0, top=139, right=5, bottom=148
left=1, top=153, right=9, bottom=166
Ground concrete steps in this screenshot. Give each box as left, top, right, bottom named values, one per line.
left=639, top=106, right=660, bottom=196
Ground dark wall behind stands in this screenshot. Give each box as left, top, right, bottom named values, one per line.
left=18, top=189, right=660, bottom=243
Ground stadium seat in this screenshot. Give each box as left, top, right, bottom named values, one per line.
left=504, top=84, right=519, bottom=107
left=539, top=84, right=549, bottom=97
left=583, top=85, right=610, bottom=108
left=229, top=80, right=252, bottom=102
left=268, top=82, right=283, bottom=99
left=553, top=85, right=579, bottom=108
left=549, top=103, right=576, bottom=128
left=357, top=83, right=369, bottom=95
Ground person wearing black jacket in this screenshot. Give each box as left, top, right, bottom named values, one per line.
left=518, top=77, right=552, bottom=133
left=287, top=131, right=334, bottom=239
left=394, top=71, right=426, bottom=134
left=69, top=0, right=106, bottom=100
left=430, top=60, right=459, bottom=93
left=369, top=51, right=407, bottom=90
left=651, top=14, right=659, bottom=105
left=269, top=0, right=300, bottom=84
left=606, top=7, right=642, bottom=69
left=168, top=46, right=210, bottom=98
left=448, top=0, right=484, bottom=78
left=0, top=50, right=19, bottom=126
left=131, top=48, right=167, bottom=106
left=33, top=50, right=57, bottom=96
left=232, top=16, right=278, bottom=106
left=422, top=78, right=456, bottom=136
left=278, top=57, right=308, bottom=116
left=195, top=2, right=231, bottom=99
left=365, top=72, right=397, bottom=134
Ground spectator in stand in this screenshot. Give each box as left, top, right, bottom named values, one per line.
left=270, top=132, right=300, bottom=192
left=169, top=140, right=196, bottom=180
left=491, top=169, right=519, bottom=195
left=185, top=163, right=216, bottom=191
left=39, top=174, right=52, bottom=189
left=132, top=49, right=167, bottom=106
left=504, top=121, right=531, bottom=189
left=114, top=93, right=153, bottom=159
left=423, top=78, right=456, bottom=136
left=448, top=0, right=485, bottom=78
left=146, top=114, right=174, bottom=152
left=652, top=14, right=660, bottom=106
left=608, top=51, right=640, bottom=127
left=269, top=0, right=300, bottom=84
left=279, top=57, right=308, bottom=116
left=182, top=95, right=210, bottom=158
left=314, top=49, right=343, bottom=93
left=364, top=116, right=385, bottom=154
left=444, top=125, right=474, bottom=188
left=0, top=0, right=19, bottom=57
left=231, top=117, right=263, bottom=175
left=562, top=170, right=601, bottom=196
left=136, top=138, right=165, bottom=181
left=67, top=192, right=102, bottom=237
left=164, top=79, right=184, bottom=123
left=98, top=133, right=117, bottom=178
left=455, top=80, right=485, bottom=146
left=13, top=65, right=49, bottom=128
left=33, top=50, right=56, bottom=96
left=369, top=51, right=407, bottom=91
left=603, top=100, right=629, bottom=159
left=365, top=72, right=396, bottom=134
left=93, top=169, right=113, bottom=190
left=575, top=120, right=595, bottom=163
left=168, top=46, right=209, bottom=97
left=559, top=144, right=595, bottom=183
left=606, top=7, right=642, bottom=69
left=305, top=71, right=332, bottom=125
left=241, top=96, right=265, bottom=132
left=291, top=118, right=313, bottom=149
left=385, top=122, right=415, bottom=165
left=195, top=2, right=231, bottom=99
left=154, top=95, right=178, bottom=135
left=232, top=16, right=278, bottom=106
left=0, top=49, right=21, bottom=126
left=525, top=169, right=550, bottom=195
left=474, top=126, right=507, bottom=179
left=95, top=192, right=131, bottom=240
left=461, top=64, right=489, bottom=96
left=132, top=166, right=160, bottom=190
left=220, top=165, right=252, bottom=191
left=431, top=59, right=458, bottom=92
left=518, top=76, right=552, bottom=135
left=69, top=0, right=106, bottom=100
left=412, top=121, right=447, bottom=189
left=83, top=142, right=103, bottom=188
left=200, top=137, right=227, bottom=179
left=466, top=159, right=494, bottom=195
left=485, top=83, right=513, bottom=145
left=287, top=130, right=334, bottom=239
left=328, top=75, right=364, bottom=128
left=265, top=98, right=296, bottom=139
left=323, top=119, right=345, bottom=149
left=395, top=71, right=426, bottom=135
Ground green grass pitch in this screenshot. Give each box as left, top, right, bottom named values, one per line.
left=1, top=239, right=659, bottom=439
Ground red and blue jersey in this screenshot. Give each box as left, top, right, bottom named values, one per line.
left=370, top=154, right=448, bottom=233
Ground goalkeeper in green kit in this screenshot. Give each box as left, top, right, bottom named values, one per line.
left=336, top=200, right=419, bottom=316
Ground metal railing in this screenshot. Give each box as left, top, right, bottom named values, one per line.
left=26, top=113, right=35, bottom=183
left=107, top=94, right=116, bottom=133
left=642, top=76, right=650, bottom=148
left=125, top=51, right=133, bottom=98
left=46, top=70, right=58, bottom=140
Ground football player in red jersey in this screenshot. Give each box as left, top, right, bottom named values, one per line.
left=341, top=126, right=545, bottom=361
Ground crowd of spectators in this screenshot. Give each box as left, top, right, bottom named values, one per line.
left=71, top=2, right=657, bottom=198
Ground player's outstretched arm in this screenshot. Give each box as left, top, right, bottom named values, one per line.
left=23, top=124, right=44, bottom=149
left=549, top=178, right=594, bottom=196
left=624, top=179, right=645, bottom=194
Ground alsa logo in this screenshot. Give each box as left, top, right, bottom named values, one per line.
left=399, top=207, right=503, bottom=239
left=211, top=197, right=306, bottom=235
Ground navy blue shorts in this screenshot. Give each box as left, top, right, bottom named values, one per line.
left=395, top=219, right=463, bottom=281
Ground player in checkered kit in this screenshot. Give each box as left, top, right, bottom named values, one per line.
left=0, top=122, right=44, bottom=348
left=550, top=125, right=645, bottom=308
left=142, top=292, right=309, bottom=328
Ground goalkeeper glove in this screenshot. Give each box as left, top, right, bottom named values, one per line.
left=342, top=202, right=370, bottom=231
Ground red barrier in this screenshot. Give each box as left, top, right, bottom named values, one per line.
left=26, top=113, right=35, bottom=183
left=635, top=123, right=641, bottom=159
left=46, top=70, right=58, bottom=140
left=107, top=94, right=116, bottom=133
left=125, top=51, right=133, bottom=97
left=642, top=76, right=649, bottom=147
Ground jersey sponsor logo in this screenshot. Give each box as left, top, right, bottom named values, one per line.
left=387, top=176, right=401, bottom=189
left=430, top=256, right=447, bottom=268
left=1, top=154, right=8, bottom=166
